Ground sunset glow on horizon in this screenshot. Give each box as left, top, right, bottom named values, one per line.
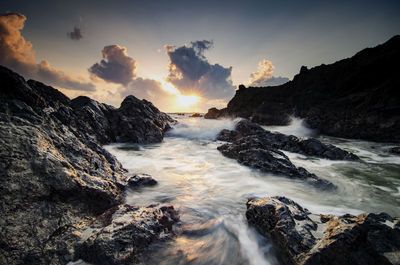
left=1, top=1, right=399, bottom=112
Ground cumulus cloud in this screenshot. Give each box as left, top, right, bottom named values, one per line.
left=0, top=13, right=95, bottom=91
left=166, top=40, right=235, bottom=100
left=67, top=26, right=83, bottom=40
left=89, top=45, right=137, bottom=85
left=88, top=45, right=174, bottom=109
left=120, top=77, right=166, bottom=99
left=249, top=59, right=289, bottom=87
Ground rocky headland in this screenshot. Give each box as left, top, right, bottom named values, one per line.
left=205, top=35, right=400, bottom=143
left=0, top=65, right=178, bottom=264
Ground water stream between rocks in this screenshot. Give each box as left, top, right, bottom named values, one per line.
left=103, top=115, right=400, bottom=265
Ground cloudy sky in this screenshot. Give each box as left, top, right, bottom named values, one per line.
left=1, top=0, right=399, bottom=112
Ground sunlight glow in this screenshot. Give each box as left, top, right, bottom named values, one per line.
left=177, top=94, right=199, bottom=107
left=160, top=79, right=200, bottom=108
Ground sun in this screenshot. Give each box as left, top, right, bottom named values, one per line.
left=177, top=94, right=199, bottom=107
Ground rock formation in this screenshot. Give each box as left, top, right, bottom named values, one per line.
left=246, top=196, right=400, bottom=265
left=217, top=120, right=359, bottom=189
left=0, top=65, right=178, bottom=264
left=206, top=35, right=400, bottom=143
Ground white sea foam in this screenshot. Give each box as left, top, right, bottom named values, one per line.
left=262, top=116, right=317, bottom=138
left=166, top=116, right=239, bottom=140
left=103, top=115, right=400, bottom=264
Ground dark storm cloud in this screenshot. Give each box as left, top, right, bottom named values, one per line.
left=249, top=59, right=289, bottom=87
left=89, top=45, right=137, bottom=85
left=166, top=40, right=235, bottom=99
left=0, top=13, right=95, bottom=91
left=67, top=26, right=83, bottom=40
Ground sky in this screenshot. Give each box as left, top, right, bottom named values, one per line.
left=1, top=0, right=399, bottom=112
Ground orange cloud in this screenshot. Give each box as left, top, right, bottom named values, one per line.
left=0, top=13, right=95, bottom=91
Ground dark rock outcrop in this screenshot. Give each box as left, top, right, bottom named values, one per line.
left=218, top=120, right=360, bottom=161
left=216, top=120, right=360, bottom=189
left=246, top=196, right=400, bottom=265
left=0, top=65, right=177, bottom=264
left=206, top=35, right=400, bottom=143
left=218, top=136, right=335, bottom=189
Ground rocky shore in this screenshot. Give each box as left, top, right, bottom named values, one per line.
left=246, top=196, right=400, bottom=265
left=205, top=35, right=400, bottom=143
left=217, top=119, right=359, bottom=190
left=0, top=65, right=178, bottom=264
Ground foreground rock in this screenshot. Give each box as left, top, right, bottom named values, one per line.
left=0, top=65, right=177, bottom=264
left=246, top=196, right=400, bottom=265
left=206, top=35, right=400, bottom=143
left=217, top=120, right=360, bottom=189
left=74, top=204, right=179, bottom=264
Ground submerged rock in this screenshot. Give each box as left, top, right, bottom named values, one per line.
left=0, top=65, right=177, bottom=264
left=246, top=196, right=400, bottom=265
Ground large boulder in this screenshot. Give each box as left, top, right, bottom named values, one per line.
left=0, top=65, right=178, bottom=264
left=109, top=96, right=174, bottom=143
left=207, top=35, right=400, bottom=143
left=246, top=196, right=400, bottom=265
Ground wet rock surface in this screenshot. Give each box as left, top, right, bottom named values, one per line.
left=206, top=36, right=400, bottom=143
left=217, top=120, right=359, bottom=189
left=75, top=204, right=179, bottom=265
left=246, top=196, right=400, bottom=265
left=0, top=65, right=177, bottom=264
left=218, top=120, right=360, bottom=161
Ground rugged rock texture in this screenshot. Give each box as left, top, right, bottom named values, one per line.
left=218, top=136, right=335, bottom=189
left=218, top=119, right=359, bottom=161
left=75, top=204, right=179, bottom=265
left=216, top=120, right=360, bottom=189
left=206, top=35, right=400, bottom=143
left=246, top=196, right=400, bottom=265
left=0, top=65, right=177, bottom=264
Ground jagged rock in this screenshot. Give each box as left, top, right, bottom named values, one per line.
left=0, top=65, right=177, bottom=264
left=75, top=204, right=179, bottom=265
left=206, top=35, right=400, bottom=143
left=216, top=119, right=361, bottom=189
left=246, top=196, right=400, bottom=265
left=218, top=119, right=360, bottom=161
left=217, top=136, right=335, bottom=190
left=109, top=96, right=175, bottom=143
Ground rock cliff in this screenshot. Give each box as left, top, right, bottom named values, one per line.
left=206, top=35, right=400, bottom=143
